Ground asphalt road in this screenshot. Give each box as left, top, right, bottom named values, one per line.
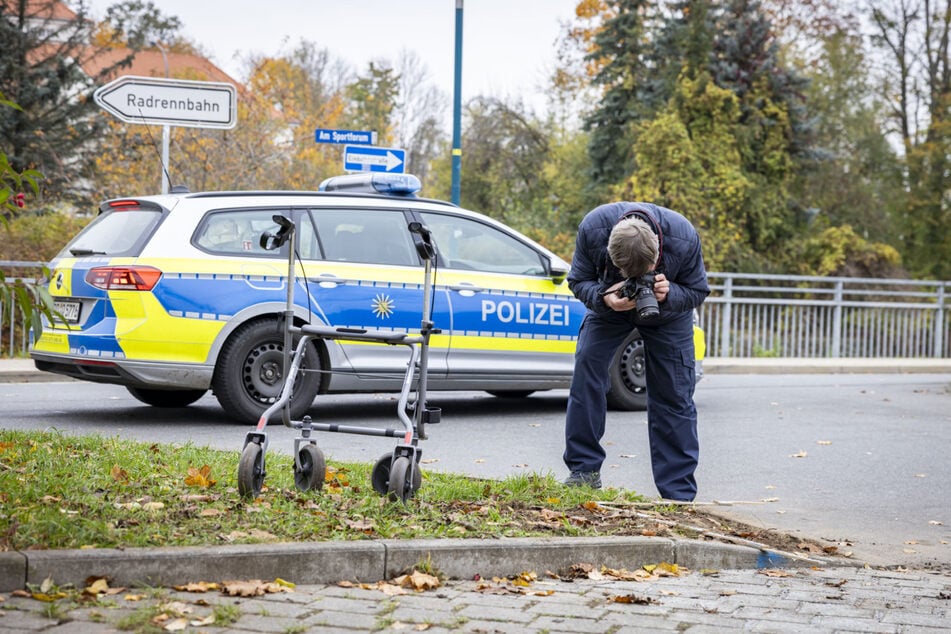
left=3, top=372, right=950, bottom=569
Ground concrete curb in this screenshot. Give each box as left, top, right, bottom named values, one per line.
left=0, top=536, right=844, bottom=592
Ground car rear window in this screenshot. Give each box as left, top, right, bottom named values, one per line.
left=57, top=209, right=163, bottom=258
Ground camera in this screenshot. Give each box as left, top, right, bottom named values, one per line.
left=616, top=272, right=660, bottom=320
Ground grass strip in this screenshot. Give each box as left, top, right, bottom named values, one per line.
left=0, top=429, right=648, bottom=550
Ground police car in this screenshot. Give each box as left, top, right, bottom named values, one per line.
left=30, top=174, right=704, bottom=421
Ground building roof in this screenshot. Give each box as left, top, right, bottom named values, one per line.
left=80, top=47, right=241, bottom=86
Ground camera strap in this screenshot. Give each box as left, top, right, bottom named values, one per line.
left=619, top=208, right=664, bottom=269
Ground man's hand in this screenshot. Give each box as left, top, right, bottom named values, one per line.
left=653, top=273, right=669, bottom=303
left=602, top=280, right=635, bottom=312
left=601, top=274, right=670, bottom=312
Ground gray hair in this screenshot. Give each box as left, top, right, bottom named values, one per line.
left=608, top=217, right=659, bottom=278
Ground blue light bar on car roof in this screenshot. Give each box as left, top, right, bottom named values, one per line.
left=318, top=173, right=421, bottom=197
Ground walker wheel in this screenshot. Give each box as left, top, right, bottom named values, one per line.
left=387, top=456, right=416, bottom=503
left=370, top=452, right=393, bottom=495
left=238, top=443, right=265, bottom=499
left=294, top=444, right=326, bottom=492
left=372, top=452, right=422, bottom=498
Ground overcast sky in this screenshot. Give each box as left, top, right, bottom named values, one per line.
left=84, top=0, right=581, bottom=113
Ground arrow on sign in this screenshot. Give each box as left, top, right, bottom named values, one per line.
left=94, top=75, right=237, bottom=129
left=343, top=145, right=406, bottom=173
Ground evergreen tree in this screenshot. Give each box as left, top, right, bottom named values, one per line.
left=583, top=0, right=654, bottom=186
left=0, top=0, right=134, bottom=205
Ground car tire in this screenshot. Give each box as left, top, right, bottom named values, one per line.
left=126, top=386, right=207, bottom=408
left=212, top=318, right=321, bottom=422
left=606, top=329, right=648, bottom=411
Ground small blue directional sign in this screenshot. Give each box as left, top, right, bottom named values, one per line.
left=343, top=145, right=406, bottom=173
left=315, top=128, right=376, bottom=145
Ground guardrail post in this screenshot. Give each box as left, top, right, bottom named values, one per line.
left=832, top=279, right=843, bottom=358
left=935, top=284, right=946, bottom=358
left=719, top=276, right=733, bottom=357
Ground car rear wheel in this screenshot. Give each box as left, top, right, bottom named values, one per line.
left=606, top=329, right=648, bottom=411
left=126, top=386, right=207, bottom=408
left=212, top=319, right=321, bottom=422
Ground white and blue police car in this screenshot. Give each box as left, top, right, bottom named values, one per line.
left=31, top=174, right=704, bottom=421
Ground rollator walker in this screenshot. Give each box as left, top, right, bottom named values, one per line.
left=237, top=214, right=440, bottom=503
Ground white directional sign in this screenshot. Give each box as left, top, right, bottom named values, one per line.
left=343, top=145, right=406, bottom=173
left=94, top=75, right=237, bottom=129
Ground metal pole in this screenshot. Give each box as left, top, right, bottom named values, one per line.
left=450, top=0, right=463, bottom=205
left=154, top=41, right=171, bottom=194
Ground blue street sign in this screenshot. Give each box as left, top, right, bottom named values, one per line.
left=314, top=128, right=376, bottom=145
left=343, top=145, right=406, bottom=173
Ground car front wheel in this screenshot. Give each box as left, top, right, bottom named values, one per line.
left=212, top=318, right=321, bottom=422
left=606, top=329, right=648, bottom=411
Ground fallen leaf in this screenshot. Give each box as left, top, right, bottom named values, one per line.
left=393, top=570, right=441, bottom=591
left=111, top=464, right=129, bottom=483
left=173, top=581, right=219, bottom=592
left=163, top=618, right=188, bottom=631
left=609, top=594, right=660, bottom=605
left=929, top=520, right=943, bottom=526
left=157, top=601, right=192, bottom=615
left=190, top=615, right=216, bottom=626
left=84, top=578, right=111, bottom=596
left=789, top=450, right=808, bottom=458
left=816, top=440, right=832, bottom=445
left=184, top=465, right=216, bottom=488
left=220, top=579, right=290, bottom=597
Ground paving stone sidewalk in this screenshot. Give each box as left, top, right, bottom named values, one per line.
left=2, top=565, right=949, bottom=633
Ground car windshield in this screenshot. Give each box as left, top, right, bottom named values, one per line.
left=59, top=209, right=163, bottom=258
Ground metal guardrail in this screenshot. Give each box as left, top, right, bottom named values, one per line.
left=3, top=262, right=949, bottom=359
left=700, top=273, right=950, bottom=358
left=0, top=261, right=47, bottom=357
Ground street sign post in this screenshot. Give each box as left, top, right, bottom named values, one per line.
left=93, top=75, right=237, bottom=129
left=343, top=145, right=406, bottom=173
left=315, top=128, right=377, bottom=145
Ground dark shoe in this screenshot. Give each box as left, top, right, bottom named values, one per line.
left=563, top=470, right=602, bottom=489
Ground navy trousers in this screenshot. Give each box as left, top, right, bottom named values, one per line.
left=563, top=309, right=699, bottom=501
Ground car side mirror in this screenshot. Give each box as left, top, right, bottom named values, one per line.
left=550, top=261, right=568, bottom=285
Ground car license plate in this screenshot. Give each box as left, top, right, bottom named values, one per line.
left=54, top=300, right=81, bottom=323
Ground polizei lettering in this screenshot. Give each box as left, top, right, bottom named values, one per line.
left=125, top=93, right=220, bottom=114
left=481, top=300, right=569, bottom=326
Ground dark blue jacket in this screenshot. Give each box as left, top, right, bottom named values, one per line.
left=568, top=202, right=710, bottom=322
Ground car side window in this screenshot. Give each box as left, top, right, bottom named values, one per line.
left=418, top=212, right=546, bottom=276
left=194, top=210, right=285, bottom=256
left=309, top=209, right=417, bottom=266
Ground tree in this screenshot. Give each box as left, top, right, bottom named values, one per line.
left=0, top=0, right=132, bottom=205
left=868, top=0, right=951, bottom=279
left=0, top=92, right=56, bottom=350
left=583, top=0, right=655, bottom=186
left=392, top=50, right=447, bottom=187
left=346, top=61, right=399, bottom=146
left=458, top=97, right=550, bottom=227
left=98, top=0, right=184, bottom=50
left=790, top=28, right=905, bottom=246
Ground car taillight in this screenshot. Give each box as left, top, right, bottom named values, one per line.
left=86, top=266, right=162, bottom=291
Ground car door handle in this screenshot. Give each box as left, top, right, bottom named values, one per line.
left=448, top=282, right=484, bottom=295
left=310, top=273, right=344, bottom=288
